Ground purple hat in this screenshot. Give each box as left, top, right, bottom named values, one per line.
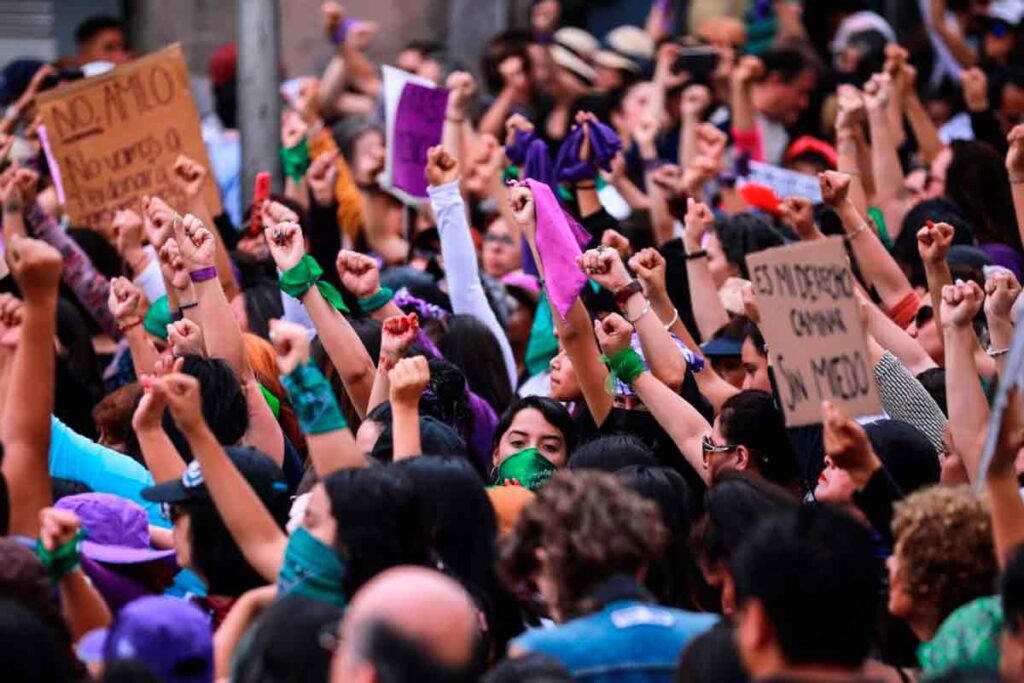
left=77, top=596, right=213, bottom=683
left=55, top=493, right=176, bottom=565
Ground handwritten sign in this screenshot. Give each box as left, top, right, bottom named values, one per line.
left=381, top=65, right=448, bottom=202
left=741, top=161, right=822, bottom=203
left=746, top=237, right=881, bottom=427
left=35, top=44, right=221, bottom=232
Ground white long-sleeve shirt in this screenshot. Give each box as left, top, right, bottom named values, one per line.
left=428, top=181, right=518, bottom=389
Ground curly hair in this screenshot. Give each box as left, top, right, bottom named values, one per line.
left=498, top=471, right=667, bottom=622
left=892, top=485, right=996, bottom=626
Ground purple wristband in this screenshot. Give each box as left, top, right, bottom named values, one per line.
left=189, top=267, right=218, bottom=284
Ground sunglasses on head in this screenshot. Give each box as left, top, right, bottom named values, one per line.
left=701, top=434, right=737, bottom=466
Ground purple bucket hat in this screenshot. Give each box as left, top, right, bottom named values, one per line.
left=77, top=596, right=213, bottom=683
left=55, top=493, right=176, bottom=565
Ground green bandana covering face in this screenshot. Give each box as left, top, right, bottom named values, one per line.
left=494, top=447, right=557, bottom=491
left=277, top=526, right=347, bottom=608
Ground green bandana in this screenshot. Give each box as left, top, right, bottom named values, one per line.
left=36, top=529, right=87, bottom=585
left=143, top=295, right=172, bottom=340
left=282, top=362, right=348, bottom=434
left=494, top=447, right=557, bottom=491
left=600, top=347, right=645, bottom=389
left=277, top=526, right=347, bottom=607
left=280, top=139, right=311, bottom=183
left=279, top=255, right=349, bottom=312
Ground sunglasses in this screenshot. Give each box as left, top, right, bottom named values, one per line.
left=701, top=434, right=737, bottom=466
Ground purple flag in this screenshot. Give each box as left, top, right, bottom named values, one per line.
left=391, top=83, right=449, bottom=198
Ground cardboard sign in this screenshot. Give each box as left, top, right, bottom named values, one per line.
left=746, top=237, right=882, bottom=427
left=35, top=44, right=221, bottom=232
left=740, top=161, right=822, bottom=203
left=381, top=65, right=448, bottom=202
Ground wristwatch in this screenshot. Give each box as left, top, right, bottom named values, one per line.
left=613, top=280, right=643, bottom=310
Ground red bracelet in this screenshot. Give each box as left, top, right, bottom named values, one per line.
left=117, top=318, right=143, bottom=333
left=189, top=267, right=218, bottom=283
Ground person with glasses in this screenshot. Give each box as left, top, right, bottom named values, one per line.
left=482, top=216, right=523, bottom=279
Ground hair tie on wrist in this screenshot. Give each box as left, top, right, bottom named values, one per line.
left=189, top=267, right=218, bottom=284
left=358, top=286, right=394, bottom=313
left=600, top=347, right=646, bottom=389
left=279, top=255, right=350, bottom=312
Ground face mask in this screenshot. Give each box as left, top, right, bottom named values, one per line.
left=277, top=526, right=347, bottom=608
left=493, top=447, right=557, bottom=491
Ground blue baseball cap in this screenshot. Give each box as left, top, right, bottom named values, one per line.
left=700, top=337, right=744, bottom=357
left=77, top=596, right=213, bottom=683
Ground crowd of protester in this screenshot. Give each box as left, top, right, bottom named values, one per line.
left=2, top=0, right=1024, bottom=680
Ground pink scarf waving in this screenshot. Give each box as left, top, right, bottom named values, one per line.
left=522, top=179, right=589, bottom=321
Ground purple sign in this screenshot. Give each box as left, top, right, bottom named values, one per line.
left=392, top=83, right=448, bottom=198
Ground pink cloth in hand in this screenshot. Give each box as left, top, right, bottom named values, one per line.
left=522, top=179, right=589, bottom=321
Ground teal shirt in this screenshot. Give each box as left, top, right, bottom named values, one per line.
left=49, top=417, right=162, bottom=526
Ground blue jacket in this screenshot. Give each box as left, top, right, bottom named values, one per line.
left=513, top=598, right=718, bottom=682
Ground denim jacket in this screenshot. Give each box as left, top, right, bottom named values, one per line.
left=512, top=577, right=718, bottom=682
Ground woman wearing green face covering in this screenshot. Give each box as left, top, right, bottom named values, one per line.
left=147, top=321, right=434, bottom=611
left=491, top=396, right=576, bottom=491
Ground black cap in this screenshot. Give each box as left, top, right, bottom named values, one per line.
left=141, top=446, right=289, bottom=509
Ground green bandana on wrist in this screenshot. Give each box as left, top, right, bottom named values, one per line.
left=358, top=286, right=394, bottom=313
left=280, top=139, right=311, bottom=183
left=282, top=362, right=348, bottom=434
left=493, top=447, right=557, bottom=491
left=279, top=255, right=349, bottom=312
left=36, top=529, right=87, bottom=584
left=600, top=347, right=645, bottom=389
